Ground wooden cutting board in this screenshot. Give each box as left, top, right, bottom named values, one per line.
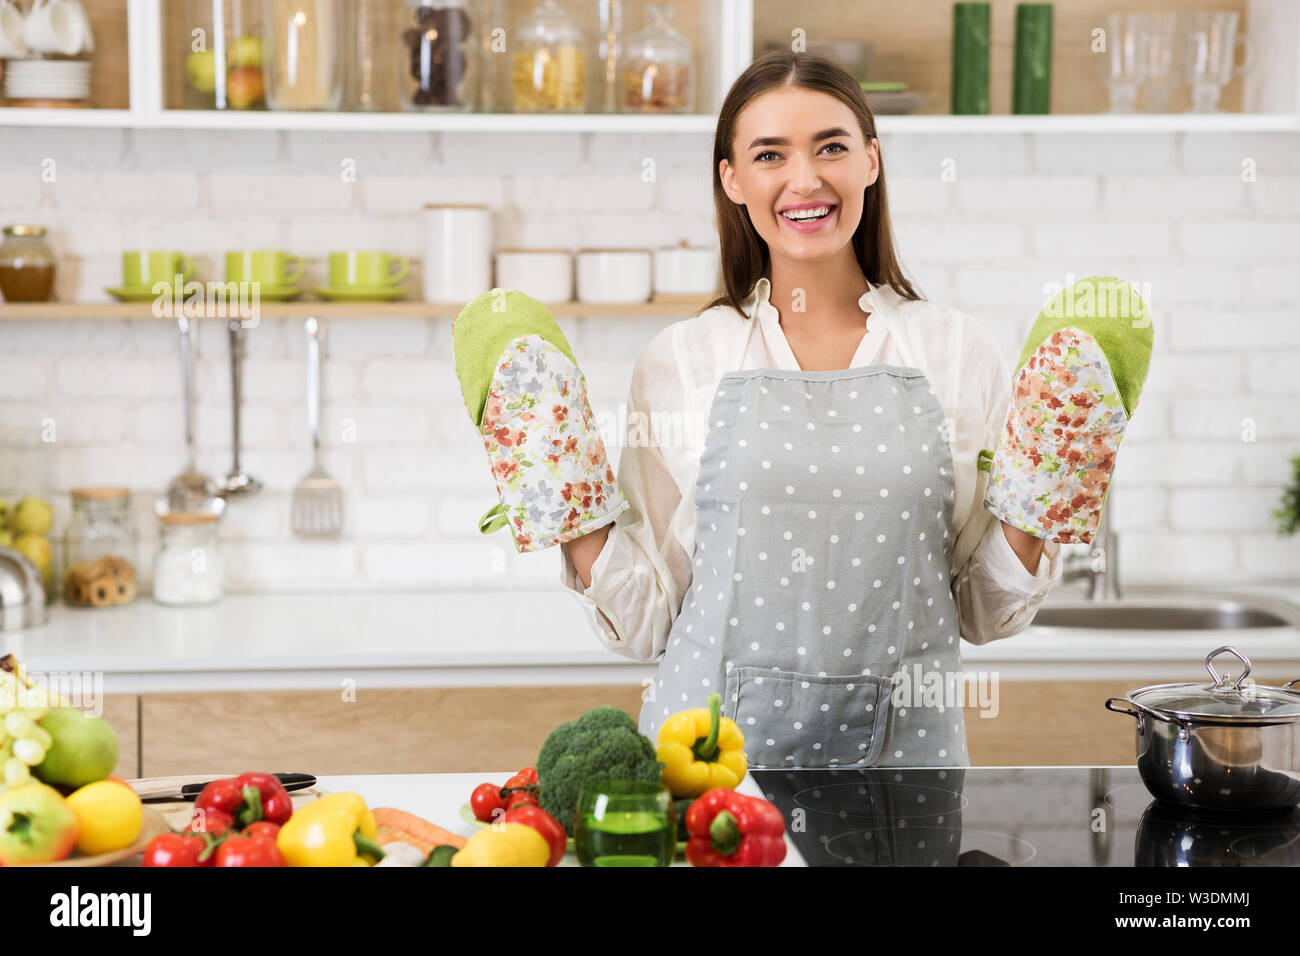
left=124, top=775, right=326, bottom=833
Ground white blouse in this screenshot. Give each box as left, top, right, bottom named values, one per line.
left=560, top=276, right=1064, bottom=662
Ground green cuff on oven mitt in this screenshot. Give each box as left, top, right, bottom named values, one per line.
left=453, top=288, right=629, bottom=552
left=978, top=276, right=1153, bottom=544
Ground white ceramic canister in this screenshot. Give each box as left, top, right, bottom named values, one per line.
left=423, top=203, right=492, bottom=304
left=575, top=248, right=652, bottom=304
left=653, top=241, right=719, bottom=296
left=495, top=248, right=573, bottom=303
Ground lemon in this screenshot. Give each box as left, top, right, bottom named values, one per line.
left=65, top=779, right=142, bottom=856
left=450, top=822, right=549, bottom=867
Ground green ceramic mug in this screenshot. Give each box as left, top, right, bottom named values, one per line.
left=226, top=250, right=305, bottom=286
left=329, top=251, right=409, bottom=287
left=123, top=251, right=193, bottom=288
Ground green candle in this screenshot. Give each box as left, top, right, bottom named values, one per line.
left=1013, top=3, right=1053, bottom=114
left=952, top=2, right=991, bottom=115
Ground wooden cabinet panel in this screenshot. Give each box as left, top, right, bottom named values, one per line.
left=140, top=685, right=646, bottom=776
left=100, top=694, right=139, bottom=778
left=964, top=673, right=1298, bottom=766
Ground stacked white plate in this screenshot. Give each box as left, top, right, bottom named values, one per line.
left=3, top=58, right=90, bottom=101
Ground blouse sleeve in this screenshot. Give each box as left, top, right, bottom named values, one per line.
left=950, top=315, right=1065, bottom=646
left=558, top=326, right=694, bottom=662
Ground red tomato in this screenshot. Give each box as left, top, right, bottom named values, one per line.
left=214, top=833, right=285, bottom=867
left=505, top=766, right=539, bottom=789
left=470, top=782, right=507, bottom=823
left=188, top=807, right=235, bottom=837
left=506, top=790, right=540, bottom=811
left=504, top=804, right=566, bottom=867
left=242, top=820, right=281, bottom=841
left=142, top=832, right=215, bottom=867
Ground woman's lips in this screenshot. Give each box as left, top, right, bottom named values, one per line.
left=778, top=205, right=837, bottom=233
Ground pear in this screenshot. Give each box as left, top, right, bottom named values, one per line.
left=12, top=533, right=51, bottom=573
left=11, top=497, right=53, bottom=536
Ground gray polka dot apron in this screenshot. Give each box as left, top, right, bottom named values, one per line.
left=639, top=304, right=968, bottom=769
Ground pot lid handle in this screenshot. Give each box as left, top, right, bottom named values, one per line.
left=1205, top=645, right=1252, bottom=695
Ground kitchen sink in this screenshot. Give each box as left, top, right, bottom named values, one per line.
left=1030, top=591, right=1300, bottom=631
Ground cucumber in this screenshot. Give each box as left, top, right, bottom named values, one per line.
left=425, top=844, right=459, bottom=867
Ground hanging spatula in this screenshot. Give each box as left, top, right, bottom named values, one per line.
left=291, top=317, right=343, bottom=539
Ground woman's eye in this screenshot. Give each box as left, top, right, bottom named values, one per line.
left=755, top=143, right=847, bottom=162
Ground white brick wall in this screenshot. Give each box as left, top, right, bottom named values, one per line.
left=3, top=127, right=1300, bottom=591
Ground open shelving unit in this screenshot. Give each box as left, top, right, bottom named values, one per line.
left=0, top=0, right=1295, bottom=134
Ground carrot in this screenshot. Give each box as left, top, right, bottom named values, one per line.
left=372, top=807, right=467, bottom=852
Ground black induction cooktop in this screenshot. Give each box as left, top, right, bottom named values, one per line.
left=750, top=766, right=1300, bottom=867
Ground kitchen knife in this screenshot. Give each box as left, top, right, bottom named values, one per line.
left=136, top=772, right=317, bottom=803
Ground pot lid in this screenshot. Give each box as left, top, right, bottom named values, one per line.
left=1130, top=646, right=1300, bottom=721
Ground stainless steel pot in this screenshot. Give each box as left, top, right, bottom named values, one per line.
left=0, top=545, right=47, bottom=631
left=1106, top=646, right=1300, bottom=813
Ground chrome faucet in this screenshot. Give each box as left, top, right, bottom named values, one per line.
left=1059, top=486, right=1121, bottom=601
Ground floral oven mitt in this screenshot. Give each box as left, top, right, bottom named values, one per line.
left=979, top=276, right=1153, bottom=544
left=453, top=288, right=628, bottom=552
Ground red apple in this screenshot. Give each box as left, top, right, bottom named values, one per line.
left=0, top=782, right=79, bottom=864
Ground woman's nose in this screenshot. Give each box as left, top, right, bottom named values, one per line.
left=785, top=152, right=823, bottom=192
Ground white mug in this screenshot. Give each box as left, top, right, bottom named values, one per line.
left=21, top=0, right=83, bottom=55
left=0, top=0, right=28, bottom=58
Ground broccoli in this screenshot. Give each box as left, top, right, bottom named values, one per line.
left=536, top=705, right=664, bottom=834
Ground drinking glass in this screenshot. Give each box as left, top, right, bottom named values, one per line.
left=1182, top=11, right=1252, bottom=113
left=573, top=779, right=676, bottom=867
left=1141, top=12, right=1179, bottom=112
left=1101, top=12, right=1149, bottom=113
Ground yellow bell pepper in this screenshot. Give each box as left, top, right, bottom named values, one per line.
left=276, top=792, right=385, bottom=867
left=451, top=821, right=550, bottom=867
left=657, top=692, right=747, bottom=798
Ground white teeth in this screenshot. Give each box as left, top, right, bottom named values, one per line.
left=781, top=205, right=833, bottom=221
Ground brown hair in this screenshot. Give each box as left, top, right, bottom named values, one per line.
left=700, top=50, right=922, bottom=317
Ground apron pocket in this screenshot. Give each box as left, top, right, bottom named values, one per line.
left=725, top=666, right=892, bottom=769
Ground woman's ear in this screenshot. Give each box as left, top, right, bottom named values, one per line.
left=865, top=138, right=881, bottom=188
left=719, top=158, right=745, bottom=205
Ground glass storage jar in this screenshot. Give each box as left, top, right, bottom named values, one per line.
left=512, top=0, right=585, bottom=113
left=622, top=4, right=694, bottom=113
left=153, top=512, right=224, bottom=607
left=0, top=225, right=56, bottom=303
left=263, top=0, right=342, bottom=110
left=63, top=488, right=138, bottom=609
left=398, top=0, right=476, bottom=111
left=182, top=0, right=266, bottom=110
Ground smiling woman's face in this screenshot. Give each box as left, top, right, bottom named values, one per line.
left=720, top=86, right=879, bottom=263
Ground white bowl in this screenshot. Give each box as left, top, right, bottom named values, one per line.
left=653, top=244, right=719, bottom=296
left=576, top=249, right=652, bottom=304
left=494, top=249, right=572, bottom=304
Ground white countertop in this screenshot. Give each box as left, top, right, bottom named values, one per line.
left=312, top=770, right=808, bottom=867
left=7, top=584, right=1300, bottom=693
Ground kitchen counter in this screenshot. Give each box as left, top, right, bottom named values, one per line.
left=313, top=770, right=809, bottom=867
left=8, top=584, right=1300, bottom=693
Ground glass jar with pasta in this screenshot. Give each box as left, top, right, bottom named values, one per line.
left=263, top=0, right=342, bottom=110
left=512, top=0, right=585, bottom=113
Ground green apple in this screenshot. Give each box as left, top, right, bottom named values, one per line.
left=186, top=50, right=217, bottom=94
left=11, top=497, right=52, bottom=536
left=0, top=782, right=78, bottom=864
left=34, top=709, right=119, bottom=790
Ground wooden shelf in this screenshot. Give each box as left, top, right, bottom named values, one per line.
left=0, top=298, right=713, bottom=320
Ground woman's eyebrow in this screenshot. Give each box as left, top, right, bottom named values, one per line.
left=747, top=126, right=853, bottom=150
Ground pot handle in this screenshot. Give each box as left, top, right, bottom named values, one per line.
left=1105, top=697, right=1177, bottom=725
left=1206, top=645, right=1252, bottom=692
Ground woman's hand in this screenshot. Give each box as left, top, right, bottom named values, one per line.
left=563, top=523, right=613, bottom=589
left=1000, top=520, right=1046, bottom=576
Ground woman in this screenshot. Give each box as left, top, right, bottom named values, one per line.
left=560, top=51, right=1064, bottom=768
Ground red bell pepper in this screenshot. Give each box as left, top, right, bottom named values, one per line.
left=504, top=804, right=566, bottom=867
left=685, top=788, right=787, bottom=867
left=193, top=772, right=294, bottom=832
left=142, top=831, right=220, bottom=867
